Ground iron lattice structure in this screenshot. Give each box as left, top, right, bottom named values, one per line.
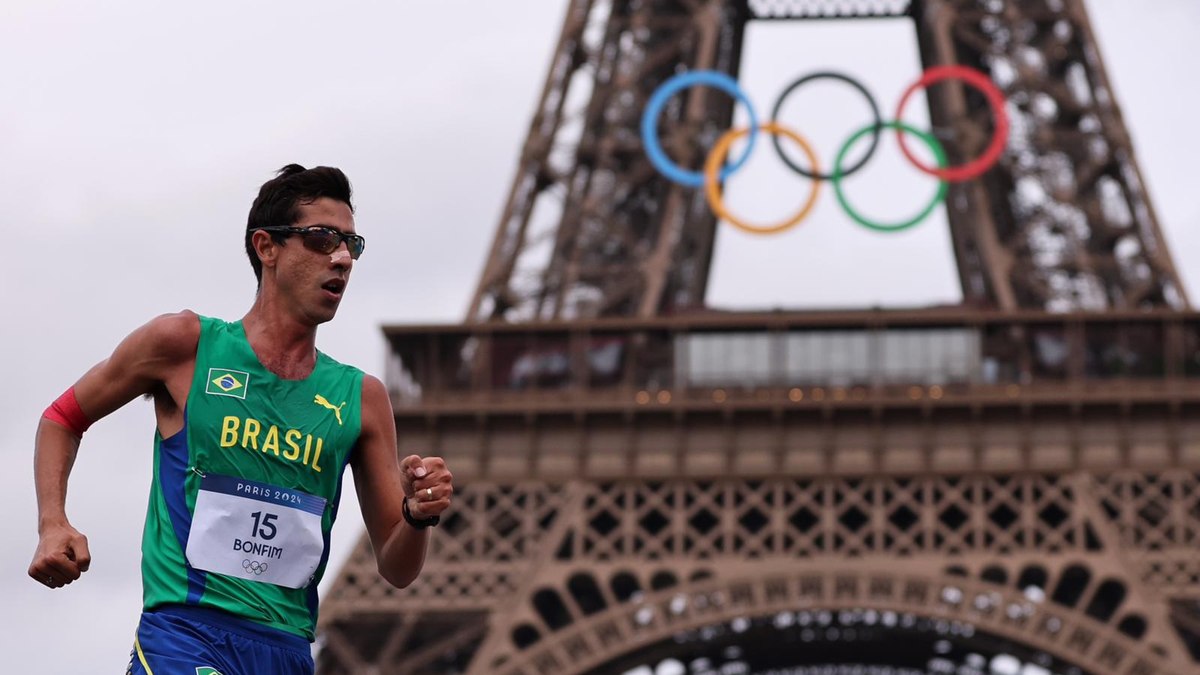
left=467, top=0, right=1185, bottom=319
left=318, top=1, right=1200, bottom=673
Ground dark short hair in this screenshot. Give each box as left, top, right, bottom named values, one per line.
left=245, top=164, right=355, bottom=284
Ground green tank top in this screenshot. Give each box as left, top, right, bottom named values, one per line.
left=140, top=316, right=363, bottom=640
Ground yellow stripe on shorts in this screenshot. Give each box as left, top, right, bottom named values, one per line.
left=134, top=624, right=155, bottom=675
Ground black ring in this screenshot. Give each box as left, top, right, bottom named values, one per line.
left=769, top=71, right=883, bottom=181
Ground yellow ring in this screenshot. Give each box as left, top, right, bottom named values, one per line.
left=703, top=122, right=821, bottom=236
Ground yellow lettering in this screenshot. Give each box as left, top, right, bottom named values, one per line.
left=220, top=416, right=240, bottom=447
left=263, top=425, right=280, bottom=456
left=284, top=429, right=302, bottom=461
left=311, top=437, right=324, bottom=473
left=242, top=418, right=261, bottom=450
left=226, top=418, right=329, bottom=474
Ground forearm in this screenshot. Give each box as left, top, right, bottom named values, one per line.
left=354, top=376, right=451, bottom=589
left=34, top=419, right=82, bottom=532
left=375, top=505, right=430, bottom=588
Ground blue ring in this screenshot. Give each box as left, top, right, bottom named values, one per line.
left=640, top=70, right=759, bottom=188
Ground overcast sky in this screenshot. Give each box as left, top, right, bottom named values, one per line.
left=1, top=1, right=1196, bottom=672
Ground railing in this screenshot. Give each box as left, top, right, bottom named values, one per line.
left=383, top=309, right=1200, bottom=408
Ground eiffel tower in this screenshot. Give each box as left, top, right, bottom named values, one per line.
left=317, top=1, right=1200, bottom=673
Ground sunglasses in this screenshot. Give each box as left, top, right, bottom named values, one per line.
left=252, top=225, right=366, bottom=260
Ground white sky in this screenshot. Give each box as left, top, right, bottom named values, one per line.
left=0, top=1, right=1196, bottom=671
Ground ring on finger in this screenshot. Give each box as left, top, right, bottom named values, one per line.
left=425, top=487, right=433, bottom=499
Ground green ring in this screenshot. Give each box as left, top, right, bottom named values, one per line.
left=831, top=120, right=948, bottom=233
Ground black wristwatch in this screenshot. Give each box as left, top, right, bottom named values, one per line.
left=403, top=498, right=439, bottom=529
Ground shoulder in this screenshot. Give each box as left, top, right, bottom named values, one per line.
left=360, top=373, right=389, bottom=409
left=357, top=373, right=395, bottom=434
left=95, top=310, right=200, bottom=388
left=131, top=310, right=201, bottom=361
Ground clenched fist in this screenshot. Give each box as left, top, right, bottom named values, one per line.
left=29, top=521, right=91, bottom=589
left=400, top=455, right=453, bottom=521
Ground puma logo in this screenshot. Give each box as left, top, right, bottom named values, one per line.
left=314, top=394, right=347, bottom=426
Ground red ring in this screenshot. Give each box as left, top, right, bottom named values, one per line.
left=894, top=65, right=1009, bottom=182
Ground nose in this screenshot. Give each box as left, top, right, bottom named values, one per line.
left=329, top=244, right=354, bottom=270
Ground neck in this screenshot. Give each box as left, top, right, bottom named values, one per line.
left=242, top=291, right=319, bottom=380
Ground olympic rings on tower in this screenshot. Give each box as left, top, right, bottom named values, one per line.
left=769, top=71, right=883, bottom=181
left=641, top=70, right=760, bottom=188
left=639, top=66, right=1008, bottom=235
left=893, top=65, right=1009, bottom=182
left=833, top=121, right=948, bottom=233
left=704, top=122, right=822, bottom=236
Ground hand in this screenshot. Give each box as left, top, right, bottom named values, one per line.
left=29, top=521, right=91, bottom=589
left=400, top=455, right=453, bottom=521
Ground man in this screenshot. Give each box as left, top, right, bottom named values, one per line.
left=29, top=164, right=453, bottom=674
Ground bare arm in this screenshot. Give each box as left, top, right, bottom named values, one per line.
left=350, top=375, right=453, bottom=588
left=29, top=311, right=199, bottom=589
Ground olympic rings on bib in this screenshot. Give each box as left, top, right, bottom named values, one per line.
left=640, top=66, right=1008, bottom=234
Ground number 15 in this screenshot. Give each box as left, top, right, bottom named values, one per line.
left=250, top=511, right=278, bottom=540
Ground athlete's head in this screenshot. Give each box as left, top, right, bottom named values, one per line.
left=246, top=164, right=360, bottom=324
left=245, top=164, right=355, bottom=283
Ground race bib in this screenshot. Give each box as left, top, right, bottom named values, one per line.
left=186, top=474, right=327, bottom=589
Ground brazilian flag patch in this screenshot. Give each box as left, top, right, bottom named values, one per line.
left=206, top=368, right=250, bottom=399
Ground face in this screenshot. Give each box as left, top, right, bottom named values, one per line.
left=255, top=197, right=357, bottom=325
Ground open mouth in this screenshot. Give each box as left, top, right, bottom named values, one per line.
left=322, top=279, right=346, bottom=296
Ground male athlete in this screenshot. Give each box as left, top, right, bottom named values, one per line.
left=28, top=165, right=453, bottom=674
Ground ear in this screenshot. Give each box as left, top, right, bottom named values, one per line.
left=252, top=230, right=281, bottom=273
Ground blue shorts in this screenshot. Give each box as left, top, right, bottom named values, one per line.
left=127, top=605, right=314, bottom=675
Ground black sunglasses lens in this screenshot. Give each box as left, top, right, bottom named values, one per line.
left=301, top=229, right=341, bottom=254
left=293, top=227, right=364, bottom=259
